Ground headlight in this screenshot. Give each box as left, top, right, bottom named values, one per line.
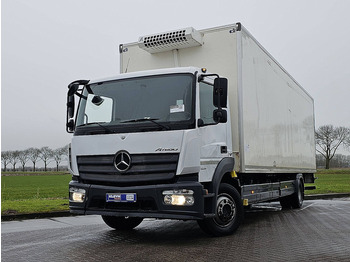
left=162, top=189, right=194, bottom=206
left=69, top=188, right=86, bottom=203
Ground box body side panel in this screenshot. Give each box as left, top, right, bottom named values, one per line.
left=240, top=29, right=316, bottom=172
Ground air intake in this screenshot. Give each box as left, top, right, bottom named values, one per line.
left=138, top=27, right=203, bottom=54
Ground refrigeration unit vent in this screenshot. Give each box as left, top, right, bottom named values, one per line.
left=138, top=27, right=203, bottom=54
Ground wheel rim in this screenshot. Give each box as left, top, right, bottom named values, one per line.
left=214, top=193, right=236, bottom=227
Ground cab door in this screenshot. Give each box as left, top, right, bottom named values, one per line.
left=198, top=81, right=230, bottom=182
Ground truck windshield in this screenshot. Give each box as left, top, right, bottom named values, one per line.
left=75, top=74, right=194, bottom=134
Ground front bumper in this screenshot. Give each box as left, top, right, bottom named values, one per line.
left=69, top=180, right=206, bottom=220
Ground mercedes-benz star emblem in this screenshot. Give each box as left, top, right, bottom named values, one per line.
left=114, top=151, right=131, bottom=172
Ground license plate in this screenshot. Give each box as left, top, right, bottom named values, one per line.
left=106, top=193, right=137, bottom=203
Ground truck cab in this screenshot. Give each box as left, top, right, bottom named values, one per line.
left=67, top=67, right=240, bottom=235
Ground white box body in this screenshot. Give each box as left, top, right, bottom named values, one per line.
left=119, top=23, right=316, bottom=173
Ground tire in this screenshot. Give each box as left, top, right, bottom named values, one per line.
left=197, top=183, right=244, bottom=236
left=279, top=178, right=304, bottom=209
left=102, top=216, right=143, bottom=230
left=279, top=196, right=292, bottom=209
left=290, top=178, right=304, bottom=209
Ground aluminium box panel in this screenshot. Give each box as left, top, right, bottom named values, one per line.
left=239, top=27, right=316, bottom=173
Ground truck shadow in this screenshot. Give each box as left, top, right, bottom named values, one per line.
left=98, top=203, right=285, bottom=245
left=64, top=204, right=294, bottom=261
left=101, top=219, right=207, bottom=245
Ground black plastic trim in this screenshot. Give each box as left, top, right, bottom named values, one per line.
left=77, top=153, right=179, bottom=186
left=69, top=180, right=205, bottom=220
left=236, top=22, right=242, bottom=31
left=208, top=157, right=235, bottom=214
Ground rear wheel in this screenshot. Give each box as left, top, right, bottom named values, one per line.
left=279, top=177, right=304, bottom=209
left=198, top=183, right=244, bottom=236
left=290, top=178, right=304, bottom=208
left=102, top=216, right=143, bottom=230
left=279, top=196, right=291, bottom=209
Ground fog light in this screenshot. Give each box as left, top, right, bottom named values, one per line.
left=70, top=188, right=86, bottom=203
left=162, top=189, right=194, bottom=206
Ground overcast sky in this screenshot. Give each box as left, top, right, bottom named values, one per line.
left=1, top=0, right=350, bottom=152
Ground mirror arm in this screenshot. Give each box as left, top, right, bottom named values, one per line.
left=75, top=92, right=87, bottom=100
left=68, top=79, right=90, bottom=87
left=85, top=85, right=93, bottom=94
left=199, top=73, right=227, bottom=109
left=68, top=80, right=90, bottom=96
left=198, top=73, right=220, bottom=83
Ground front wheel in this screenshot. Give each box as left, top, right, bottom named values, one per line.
left=197, top=183, right=244, bottom=236
left=102, top=216, right=143, bottom=230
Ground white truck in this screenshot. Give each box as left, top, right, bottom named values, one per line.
left=66, top=23, right=316, bottom=236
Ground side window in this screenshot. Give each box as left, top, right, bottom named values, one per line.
left=199, top=82, right=216, bottom=125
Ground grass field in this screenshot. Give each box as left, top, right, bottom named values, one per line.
left=1, top=169, right=350, bottom=215
left=1, top=173, right=71, bottom=215
left=306, top=168, right=350, bottom=195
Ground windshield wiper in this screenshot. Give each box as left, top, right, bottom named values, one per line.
left=78, top=122, right=114, bottom=133
left=120, top=118, right=170, bottom=130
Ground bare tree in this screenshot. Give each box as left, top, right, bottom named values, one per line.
left=53, top=146, right=68, bottom=171
left=345, top=129, right=350, bottom=150
left=315, top=125, right=350, bottom=169
left=9, top=151, right=20, bottom=171
left=318, top=153, right=350, bottom=168
left=39, top=147, right=53, bottom=172
left=1, top=151, right=11, bottom=171
left=28, top=147, right=41, bottom=172
left=18, top=149, right=30, bottom=171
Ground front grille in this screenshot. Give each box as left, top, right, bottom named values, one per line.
left=77, top=153, right=179, bottom=186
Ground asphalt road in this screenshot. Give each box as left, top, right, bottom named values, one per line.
left=2, top=199, right=350, bottom=262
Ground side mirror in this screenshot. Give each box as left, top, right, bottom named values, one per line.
left=67, top=95, right=75, bottom=119
left=213, top=78, right=228, bottom=108
left=66, top=80, right=89, bottom=133
left=213, top=109, right=227, bottom=123
left=66, top=95, right=75, bottom=133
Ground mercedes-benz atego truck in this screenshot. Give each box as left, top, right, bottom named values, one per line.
left=66, top=23, right=316, bottom=236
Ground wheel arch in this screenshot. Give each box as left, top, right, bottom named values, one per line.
left=208, top=157, right=241, bottom=214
